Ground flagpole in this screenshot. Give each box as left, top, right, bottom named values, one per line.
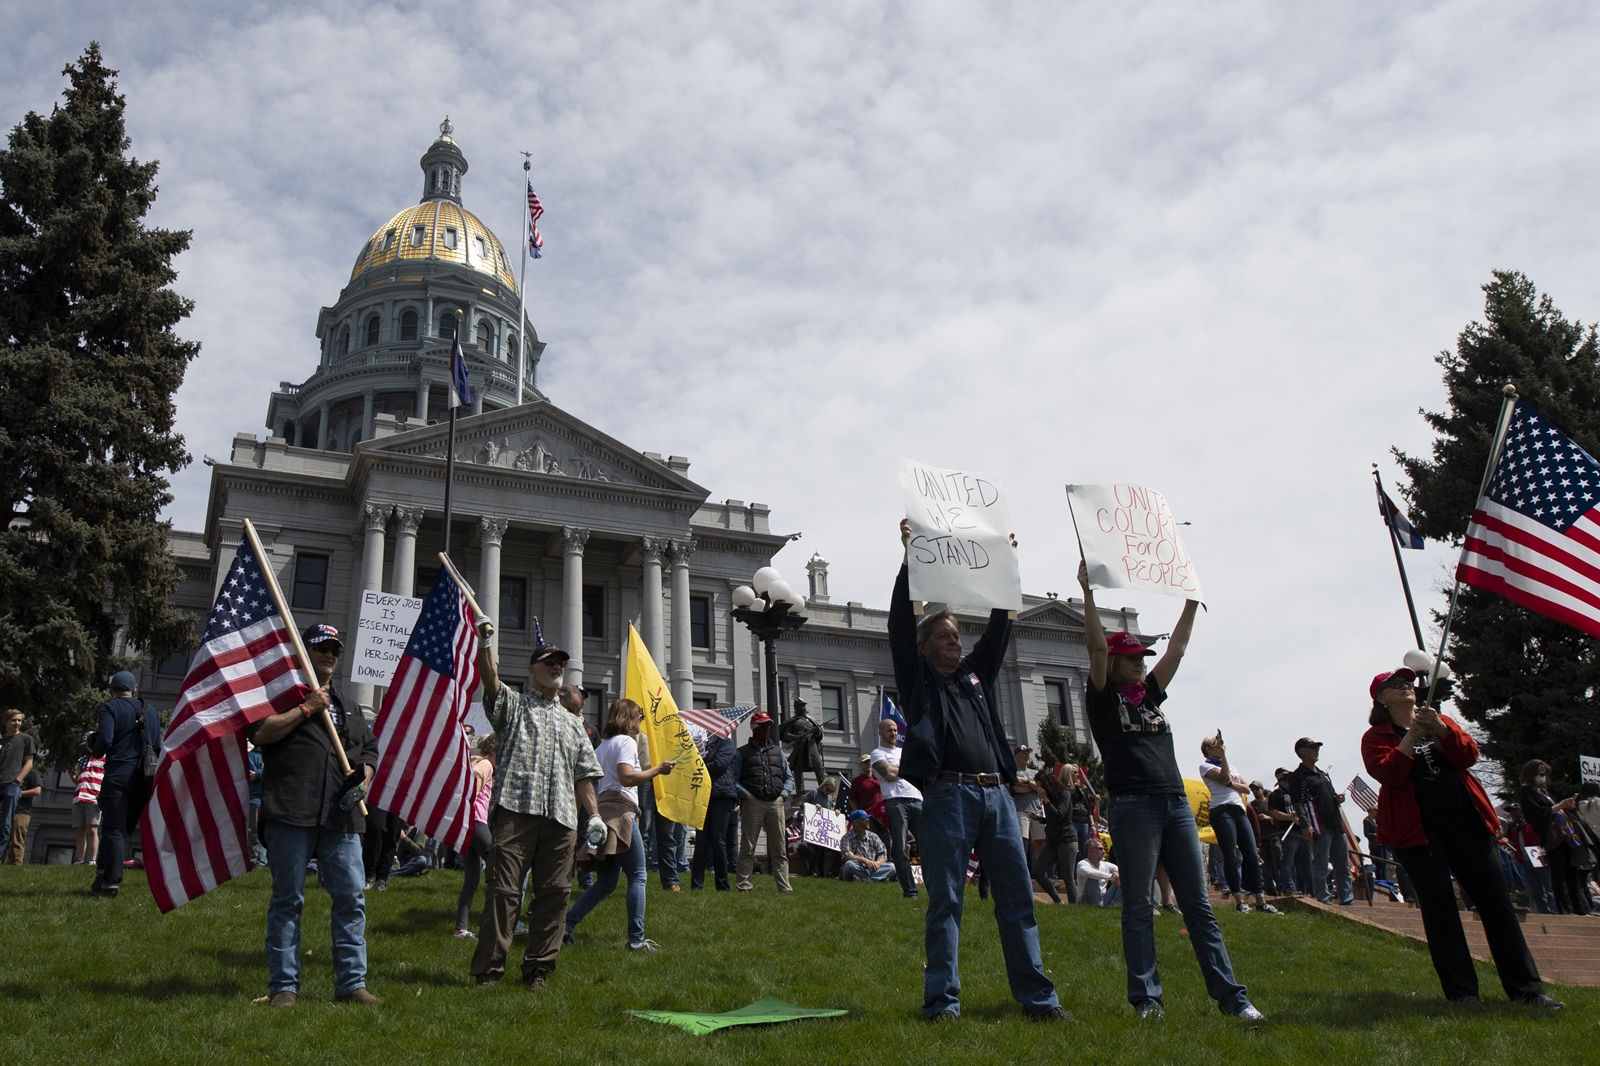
left=241, top=518, right=365, bottom=814
left=442, top=309, right=463, bottom=556
left=1373, top=465, right=1426, bottom=649
left=516, top=152, right=531, bottom=407
left=1425, top=383, right=1519, bottom=706
left=437, top=551, right=486, bottom=622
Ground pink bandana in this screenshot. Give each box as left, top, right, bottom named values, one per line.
left=1115, top=682, right=1147, bottom=707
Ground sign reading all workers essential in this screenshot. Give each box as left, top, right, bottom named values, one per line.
left=351, top=590, right=425, bottom=685
left=802, top=803, right=848, bottom=852
left=1582, top=754, right=1600, bottom=785
left=1067, top=484, right=1204, bottom=602
left=897, top=457, right=1022, bottom=612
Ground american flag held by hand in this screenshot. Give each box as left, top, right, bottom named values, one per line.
left=368, top=565, right=481, bottom=854
left=1348, top=775, right=1380, bottom=813
left=1458, top=401, right=1600, bottom=638
left=527, top=182, right=544, bottom=259
left=676, top=703, right=757, bottom=739
left=142, top=537, right=312, bottom=913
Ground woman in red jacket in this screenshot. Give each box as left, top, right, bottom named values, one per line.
left=1361, top=667, right=1560, bottom=1009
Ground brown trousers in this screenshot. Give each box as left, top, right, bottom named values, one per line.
left=470, top=806, right=577, bottom=982
left=736, top=796, right=791, bottom=890
left=5, top=812, right=29, bottom=865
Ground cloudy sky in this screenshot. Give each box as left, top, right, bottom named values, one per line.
left=7, top=1, right=1600, bottom=806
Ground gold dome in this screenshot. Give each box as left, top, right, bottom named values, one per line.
left=350, top=201, right=518, bottom=289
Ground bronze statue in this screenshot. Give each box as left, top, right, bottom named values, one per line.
left=780, top=697, right=827, bottom=792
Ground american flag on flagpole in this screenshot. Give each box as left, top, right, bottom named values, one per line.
left=1458, top=401, right=1600, bottom=639
left=368, top=565, right=481, bottom=853
left=526, top=182, right=544, bottom=259
left=1348, top=775, right=1380, bottom=813
left=677, top=703, right=757, bottom=739
left=142, top=537, right=312, bottom=913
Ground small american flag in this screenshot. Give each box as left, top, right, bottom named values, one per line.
left=368, top=565, right=481, bottom=853
left=677, top=703, right=756, bottom=739
left=1348, top=775, right=1380, bottom=813
left=527, top=182, right=544, bottom=259
left=142, top=537, right=312, bottom=912
left=1459, top=401, right=1600, bottom=639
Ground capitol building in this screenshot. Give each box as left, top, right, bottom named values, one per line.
left=133, top=121, right=1132, bottom=785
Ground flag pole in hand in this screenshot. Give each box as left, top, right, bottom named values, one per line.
left=242, top=518, right=367, bottom=815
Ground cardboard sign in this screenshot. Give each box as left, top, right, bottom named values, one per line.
left=897, top=457, right=1022, bottom=612
left=1582, top=754, right=1600, bottom=785
left=802, top=803, right=847, bottom=852
left=1524, top=844, right=1547, bottom=869
left=351, top=590, right=425, bottom=685
left=1066, top=484, right=1203, bottom=602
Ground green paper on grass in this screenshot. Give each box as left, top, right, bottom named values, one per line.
left=631, top=995, right=848, bottom=1035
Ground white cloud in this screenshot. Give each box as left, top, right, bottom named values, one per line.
left=7, top=0, right=1600, bottom=801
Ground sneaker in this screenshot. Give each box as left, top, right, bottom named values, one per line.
left=513, top=921, right=528, bottom=936
left=364, top=879, right=374, bottom=890
left=562, top=930, right=576, bottom=945
left=525, top=971, right=548, bottom=992
left=1136, top=1000, right=1165, bottom=1020
left=1235, top=901, right=1252, bottom=913
left=1161, top=904, right=1181, bottom=915
left=926, top=1009, right=957, bottom=1023
left=627, top=939, right=661, bottom=952
left=453, top=929, right=478, bottom=940
left=1259, top=903, right=1282, bottom=914
left=1028, top=1005, right=1074, bottom=1022
left=474, top=974, right=498, bottom=988
left=1233, top=1003, right=1266, bottom=1022
left=1520, top=993, right=1564, bottom=1010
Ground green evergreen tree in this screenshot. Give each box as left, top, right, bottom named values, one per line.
left=1395, top=270, right=1600, bottom=796
left=1035, top=712, right=1106, bottom=797
left=0, top=44, right=198, bottom=765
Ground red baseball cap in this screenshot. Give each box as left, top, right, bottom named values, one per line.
left=751, top=711, right=772, bottom=724
left=1369, top=668, right=1417, bottom=700
left=1106, top=632, right=1156, bottom=657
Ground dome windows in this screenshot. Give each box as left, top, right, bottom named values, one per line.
left=380, top=229, right=397, bottom=253
left=410, top=225, right=426, bottom=248
left=442, top=227, right=459, bottom=250
left=474, top=235, right=488, bottom=261
left=400, top=309, right=418, bottom=341
left=365, top=315, right=381, bottom=347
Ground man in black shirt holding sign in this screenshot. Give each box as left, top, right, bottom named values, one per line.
left=889, top=520, right=1066, bottom=1024
left=1077, top=560, right=1261, bottom=1022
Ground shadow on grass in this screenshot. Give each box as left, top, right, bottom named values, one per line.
left=81, top=973, right=250, bottom=1001
left=0, top=982, right=44, bottom=1001
left=367, top=907, right=454, bottom=937
left=1260, top=988, right=1520, bottom=1027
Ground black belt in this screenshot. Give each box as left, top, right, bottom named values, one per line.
left=936, top=771, right=1003, bottom=786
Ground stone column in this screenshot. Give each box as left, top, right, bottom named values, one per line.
left=417, top=379, right=431, bottom=423
left=479, top=516, right=508, bottom=656
left=390, top=507, right=424, bottom=598
left=668, top=538, right=695, bottom=709
left=361, top=389, right=375, bottom=443
left=561, top=526, right=590, bottom=686
left=640, top=537, right=667, bottom=669
left=316, top=401, right=331, bottom=450
left=353, top=502, right=391, bottom=716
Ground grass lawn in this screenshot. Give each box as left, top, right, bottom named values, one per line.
left=4, top=863, right=1595, bottom=1065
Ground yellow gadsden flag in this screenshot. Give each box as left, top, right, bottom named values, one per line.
left=624, top=624, right=709, bottom=830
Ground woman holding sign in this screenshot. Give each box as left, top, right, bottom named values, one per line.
left=1076, top=561, right=1261, bottom=1022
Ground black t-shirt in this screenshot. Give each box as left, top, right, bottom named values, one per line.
left=1404, top=728, right=1468, bottom=820
left=938, top=677, right=997, bottom=775
left=16, top=768, right=41, bottom=812
left=1267, top=787, right=1297, bottom=824
left=1, top=731, right=36, bottom=784
left=1286, top=765, right=1342, bottom=832
left=1085, top=676, right=1182, bottom=796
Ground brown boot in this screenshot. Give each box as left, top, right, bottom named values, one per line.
left=268, top=991, right=297, bottom=1008
left=335, top=987, right=382, bottom=1005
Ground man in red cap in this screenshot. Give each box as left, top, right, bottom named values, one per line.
left=735, top=711, right=794, bottom=891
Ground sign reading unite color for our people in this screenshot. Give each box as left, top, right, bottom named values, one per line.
left=897, top=456, right=1023, bottom=612
left=351, top=590, right=425, bottom=685
left=1067, top=484, right=1204, bottom=602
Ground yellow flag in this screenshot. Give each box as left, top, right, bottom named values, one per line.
left=624, top=624, right=710, bottom=830
left=1183, top=777, right=1218, bottom=846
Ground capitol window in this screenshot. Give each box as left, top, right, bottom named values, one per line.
left=476, top=320, right=492, bottom=353
left=365, top=316, right=380, bottom=346
left=400, top=309, right=418, bottom=341
left=380, top=229, right=396, bottom=252
left=442, top=227, right=459, bottom=250
left=410, top=225, right=425, bottom=247
left=440, top=312, right=457, bottom=339
left=338, top=326, right=350, bottom=357
left=474, top=235, right=488, bottom=260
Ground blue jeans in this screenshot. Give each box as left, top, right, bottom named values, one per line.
left=919, top=780, right=1057, bottom=1018
left=887, top=797, right=923, bottom=896
left=1209, top=804, right=1262, bottom=897
left=842, top=858, right=898, bottom=881
left=566, top=821, right=647, bottom=945
left=0, top=782, right=18, bottom=854
left=262, top=822, right=368, bottom=996
left=1523, top=851, right=1557, bottom=914
left=655, top=817, right=685, bottom=888
left=1106, top=793, right=1250, bottom=1014
left=1310, top=831, right=1354, bottom=904
left=1281, top=830, right=1312, bottom=893
left=1081, top=876, right=1121, bottom=906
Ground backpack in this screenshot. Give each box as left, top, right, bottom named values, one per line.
left=110, top=698, right=161, bottom=778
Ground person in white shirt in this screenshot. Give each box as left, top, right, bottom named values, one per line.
left=1076, top=837, right=1121, bottom=906
left=871, top=718, right=923, bottom=899
left=1200, top=735, right=1278, bottom=914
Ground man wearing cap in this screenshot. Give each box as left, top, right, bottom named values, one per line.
left=840, top=810, right=897, bottom=882
left=890, top=520, right=1066, bottom=1023
left=1266, top=768, right=1307, bottom=894
left=470, top=624, right=604, bottom=991
left=247, top=625, right=380, bottom=1006
left=90, top=672, right=163, bottom=898
left=735, top=710, right=794, bottom=892
left=1286, top=738, right=1353, bottom=906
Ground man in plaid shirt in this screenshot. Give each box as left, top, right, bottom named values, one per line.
left=469, top=625, right=603, bottom=991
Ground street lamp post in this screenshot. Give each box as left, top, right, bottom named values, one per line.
left=730, top=566, right=807, bottom=723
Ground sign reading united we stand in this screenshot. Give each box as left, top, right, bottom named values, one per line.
left=1067, top=484, right=1204, bottom=602
left=897, top=457, right=1022, bottom=612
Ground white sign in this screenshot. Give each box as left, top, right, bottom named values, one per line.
left=801, top=803, right=847, bottom=852
left=1524, top=844, right=1547, bottom=869
left=1582, top=754, right=1600, bottom=785
left=1066, top=484, right=1203, bottom=602
left=350, top=590, right=425, bottom=685
left=897, top=457, right=1022, bottom=612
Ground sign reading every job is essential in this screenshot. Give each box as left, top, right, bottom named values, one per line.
left=897, top=457, right=1022, bottom=612
left=1067, top=484, right=1204, bottom=602
left=351, top=590, right=425, bottom=685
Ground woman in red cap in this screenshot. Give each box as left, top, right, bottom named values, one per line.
left=1361, top=667, right=1561, bottom=1008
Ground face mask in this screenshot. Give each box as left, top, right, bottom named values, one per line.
left=752, top=723, right=772, bottom=744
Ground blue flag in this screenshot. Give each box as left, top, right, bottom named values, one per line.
left=449, top=332, right=472, bottom=409
left=879, top=689, right=906, bottom=747
left=1377, top=485, right=1423, bottom=549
